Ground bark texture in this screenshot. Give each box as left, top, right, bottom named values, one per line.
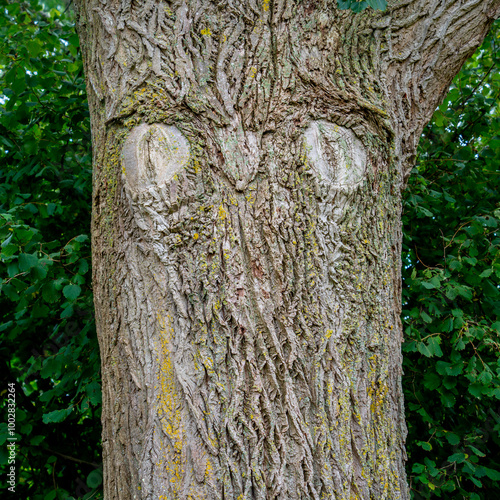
left=74, top=1, right=499, bottom=498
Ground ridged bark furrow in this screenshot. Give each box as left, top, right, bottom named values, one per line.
left=94, top=118, right=405, bottom=499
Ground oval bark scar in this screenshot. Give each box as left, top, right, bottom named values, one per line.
left=122, top=124, right=190, bottom=190
left=304, top=121, right=366, bottom=187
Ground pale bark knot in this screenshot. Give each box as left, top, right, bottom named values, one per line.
left=304, top=121, right=367, bottom=188
left=122, top=124, right=190, bottom=190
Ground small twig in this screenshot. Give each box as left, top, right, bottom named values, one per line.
left=413, top=245, right=441, bottom=269
left=62, top=0, right=74, bottom=16
left=454, top=63, right=495, bottom=111
left=47, top=448, right=100, bottom=468
left=444, top=220, right=473, bottom=250
left=52, top=457, right=57, bottom=491
left=3, top=271, right=29, bottom=284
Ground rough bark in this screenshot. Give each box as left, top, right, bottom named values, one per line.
left=74, top=1, right=499, bottom=498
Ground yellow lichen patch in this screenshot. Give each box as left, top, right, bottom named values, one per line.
left=263, top=0, right=270, bottom=11
left=201, top=27, right=212, bottom=36
left=157, top=312, right=185, bottom=496
left=205, top=458, right=212, bottom=478
left=369, top=381, right=389, bottom=417
left=218, top=204, right=227, bottom=220
left=193, top=158, right=201, bottom=174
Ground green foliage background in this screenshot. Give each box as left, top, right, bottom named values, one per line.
left=402, top=19, right=500, bottom=499
left=0, top=0, right=101, bottom=498
left=0, top=1, right=498, bottom=498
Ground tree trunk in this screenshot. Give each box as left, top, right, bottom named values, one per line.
left=74, top=1, right=499, bottom=498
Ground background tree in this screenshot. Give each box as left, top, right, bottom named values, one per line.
left=0, top=1, right=499, bottom=499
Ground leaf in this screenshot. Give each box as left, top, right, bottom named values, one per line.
left=86, top=469, right=103, bottom=489
left=436, top=361, right=451, bottom=375
left=484, top=468, right=500, bottom=481
left=42, top=281, right=59, bottom=303
left=419, top=441, right=432, bottom=451
left=61, top=305, right=74, bottom=319
left=41, top=357, right=62, bottom=379
left=412, top=463, right=425, bottom=474
left=434, top=110, right=447, bottom=127
left=16, top=228, right=35, bottom=242
left=478, top=370, right=493, bottom=385
left=86, top=380, right=102, bottom=406
left=417, top=342, right=433, bottom=357
left=442, top=317, right=454, bottom=332
left=337, top=0, right=354, bottom=9
left=419, top=206, right=434, bottom=217
left=448, top=453, right=466, bottom=464
left=468, top=383, right=484, bottom=398
left=63, top=284, right=81, bottom=301
left=1, top=243, right=18, bottom=257
left=32, top=302, right=50, bottom=318
left=440, top=391, right=456, bottom=408
left=26, top=40, right=42, bottom=57
left=423, top=372, right=441, bottom=390
left=470, top=476, right=482, bottom=488
left=366, top=0, right=387, bottom=10
left=445, top=432, right=460, bottom=445
left=422, top=281, right=437, bottom=289
left=30, top=435, right=45, bottom=445
left=442, top=376, right=457, bottom=389
left=420, top=311, right=432, bottom=323
left=482, top=279, right=499, bottom=297
left=42, top=407, right=73, bottom=424
left=32, top=263, right=48, bottom=280
left=456, top=285, right=473, bottom=300
left=427, top=336, right=443, bottom=357
left=447, top=362, right=463, bottom=376
left=350, top=1, right=368, bottom=13
left=18, top=253, right=38, bottom=271
left=44, top=490, right=57, bottom=500
left=78, top=259, right=89, bottom=275
left=468, top=445, right=486, bottom=458
left=47, top=202, right=57, bottom=215
left=479, top=268, right=493, bottom=278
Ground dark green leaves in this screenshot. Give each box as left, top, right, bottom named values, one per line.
left=63, top=284, right=82, bottom=301
left=87, top=469, right=103, bottom=489
left=42, top=407, right=74, bottom=424
left=337, top=0, right=387, bottom=12
left=0, top=1, right=101, bottom=498
left=403, top=18, right=500, bottom=499
left=366, top=0, right=387, bottom=10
